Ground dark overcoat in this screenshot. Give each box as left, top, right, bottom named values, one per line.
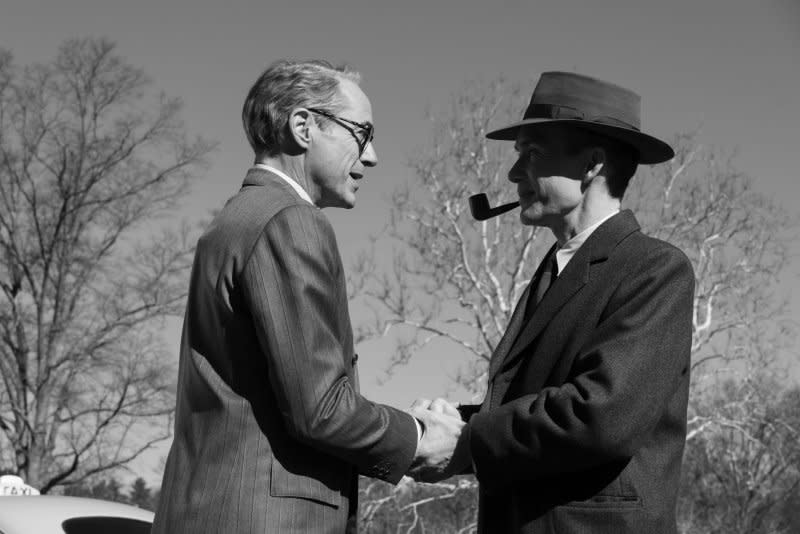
left=465, top=210, right=694, bottom=534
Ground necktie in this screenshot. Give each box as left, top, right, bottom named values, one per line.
left=485, top=248, right=558, bottom=384
left=482, top=249, right=559, bottom=411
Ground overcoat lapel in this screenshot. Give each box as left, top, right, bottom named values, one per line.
left=487, top=211, right=642, bottom=390
left=486, top=244, right=557, bottom=381
left=489, top=253, right=588, bottom=382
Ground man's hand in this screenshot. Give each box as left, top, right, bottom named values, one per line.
left=407, top=398, right=469, bottom=483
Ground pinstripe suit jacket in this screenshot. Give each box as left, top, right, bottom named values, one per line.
left=152, top=168, right=418, bottom=534
left=463, top=211, right=694, bottom=534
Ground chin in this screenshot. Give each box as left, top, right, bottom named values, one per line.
left=342, top=193, right=357, bottom=209
left=342, top=189, right=358, bottom=209
left=519, top=208, right=540, bottom=226
left=338, top=198, right=356, bottom=209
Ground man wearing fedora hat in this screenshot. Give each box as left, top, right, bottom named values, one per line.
left=415, top=72, right=695, bottom=533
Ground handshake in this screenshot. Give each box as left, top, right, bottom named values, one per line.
left=406, top=398, right=473, bottom=483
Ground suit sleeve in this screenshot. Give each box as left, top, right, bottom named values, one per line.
left=468, top=245, right=694, bottom=490
left=241, top=205, right=417, bottom=483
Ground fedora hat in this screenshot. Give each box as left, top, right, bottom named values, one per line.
left=486, top=71, right=674, bottom=164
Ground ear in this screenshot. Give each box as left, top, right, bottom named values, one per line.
left=584, top=147, right=606, bottom=180
left=287, top=108, right=312, bottom=152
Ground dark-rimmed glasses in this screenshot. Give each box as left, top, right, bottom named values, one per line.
left=307, top=108, right=374, bottom=156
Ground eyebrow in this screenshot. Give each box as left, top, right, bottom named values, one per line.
left=515, top=134, right=551, bottom=151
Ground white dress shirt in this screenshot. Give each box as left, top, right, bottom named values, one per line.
left=554, top=210, right=620, bottom=276
left=253, top=163, right=314, bottom=205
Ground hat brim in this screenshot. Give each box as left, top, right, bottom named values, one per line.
left=486, top=118, right=674, bottom=165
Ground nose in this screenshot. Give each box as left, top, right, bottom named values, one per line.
left=360, top=141, right=377, bottom=168
left=507, top=156, right=525, bottom=183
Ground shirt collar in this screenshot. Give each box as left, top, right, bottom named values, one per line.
left=253, top=163, right=314, bottom=205
left=554, top=209, right=619, bottom=276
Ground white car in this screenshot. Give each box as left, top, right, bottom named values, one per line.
left=0, top=476, right=153, bottom=534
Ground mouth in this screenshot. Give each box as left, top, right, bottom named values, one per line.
left=349, top=173, right=362, bottom=192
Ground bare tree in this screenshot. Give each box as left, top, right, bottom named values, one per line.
left=350, top=77, right=799, bottom=530
left=0, top=38, right=214, bottom=493
left=677, top=378, right=800, bottom=533
left=350, top=78, right=548, bottom=396
left=352, top=76, right=796, bottom=398
left=626, top=134, right=800, bottom=532
left=624, top=133, right=796, bottom=391
left=359, top=476, right=478, bottom=534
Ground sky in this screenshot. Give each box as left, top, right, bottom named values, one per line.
left=2, top=0, right=799, bottom=483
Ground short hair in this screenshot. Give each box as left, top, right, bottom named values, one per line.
left=562, top=126, right=639, bottom=199
left=242, top=59, right=361, bottom=156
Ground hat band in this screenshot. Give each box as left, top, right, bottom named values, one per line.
left=526, top=104, right=639, bottom=131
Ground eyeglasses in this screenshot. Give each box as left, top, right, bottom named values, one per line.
left=307, top=108, right=374, bottom=156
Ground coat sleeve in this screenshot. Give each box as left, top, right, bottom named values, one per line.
left=468, top=244, right=694, bottom=490
left=240, top=204, right=417, bottom=484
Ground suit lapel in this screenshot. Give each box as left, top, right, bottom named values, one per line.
left=487, top=211, right=641, bottom=385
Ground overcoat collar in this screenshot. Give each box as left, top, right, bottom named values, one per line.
left=488, top=210, right=641, bottom=383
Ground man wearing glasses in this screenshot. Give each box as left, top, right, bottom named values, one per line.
left=152, top=60, right=463, bottom=534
